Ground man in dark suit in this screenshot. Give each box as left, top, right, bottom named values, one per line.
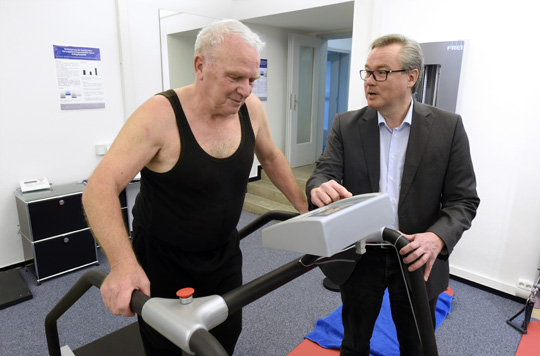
left=306, top=34, right=479, bottom=355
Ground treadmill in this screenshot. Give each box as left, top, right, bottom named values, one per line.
left=46, top=193, right=438, bottom=355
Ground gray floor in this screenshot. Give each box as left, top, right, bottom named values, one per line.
left=0, top=211, right=529, bottom=355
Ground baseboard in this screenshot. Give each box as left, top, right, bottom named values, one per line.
left=0, top=260, right=29, bottom=273
left=450, top=274, right=526, bottom=304
left=449, top=263, right=536, bottom=302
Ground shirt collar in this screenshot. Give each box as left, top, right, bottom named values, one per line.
left=377, top=99, right=414, bottom=130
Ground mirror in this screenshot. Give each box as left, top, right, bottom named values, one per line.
left=158, top=2, right=354, bottom=91
left=159, top=10, right=219, bottom=89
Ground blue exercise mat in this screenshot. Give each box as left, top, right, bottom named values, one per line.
left=306, top=289, right=453, bottom=355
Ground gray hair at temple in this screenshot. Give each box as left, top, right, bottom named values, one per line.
left=371, top=34, right=424, bottom=93
left=195, top=19, right=265, bottom=64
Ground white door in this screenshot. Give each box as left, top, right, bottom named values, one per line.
left=286, top=33, right=325, bottom=168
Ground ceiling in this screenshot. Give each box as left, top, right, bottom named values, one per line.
left=244, top=1, right=354, bottom=38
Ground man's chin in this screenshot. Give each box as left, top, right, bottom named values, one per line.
left=224, top=106, right=241, bottom=115
left=227, top=99, right=243, bottom=110
left=366, top=97, right=380, bottom=109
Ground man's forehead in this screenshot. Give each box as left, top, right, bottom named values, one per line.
left=226, top=69, right=261, bottom=79
left=365, top=45, right=401, bottom=68
left=214, top=38, right=259, bottom=60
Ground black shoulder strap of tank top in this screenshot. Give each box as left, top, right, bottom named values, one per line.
left=238, top=103, right=253, bottom=136
left=157, top=89, right=191, bottom=140
left=157, top=89, right=183, bottom=121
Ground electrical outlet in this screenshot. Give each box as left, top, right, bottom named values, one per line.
left=95, top=143, right=111, bottom=156
left=517, top=278, right=533, bottom=291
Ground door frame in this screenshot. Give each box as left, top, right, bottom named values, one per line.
left=285, top=33, right=327, bottom=168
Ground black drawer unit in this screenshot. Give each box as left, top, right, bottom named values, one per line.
left=14, top=182, right=99, bottom=284
left=30, top=230, right=97, bottom=280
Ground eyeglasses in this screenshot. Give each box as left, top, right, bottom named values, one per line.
left=359, top=69, right=409, bottom=82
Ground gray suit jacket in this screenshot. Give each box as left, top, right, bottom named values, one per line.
left=306, top=102, right=480, bottom=299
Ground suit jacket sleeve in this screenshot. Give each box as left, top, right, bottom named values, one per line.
left=306, top=112, right=346, bottom=198
left=306, top=107, right=381, bottom=209
left=423, top=115, right=480, bottom=257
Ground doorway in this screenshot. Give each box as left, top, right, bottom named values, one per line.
left=286, top=36, right=352, bottom=167
left=285, top=33, right=325, bottom=168
left=323, top=39, right=351, bottom=151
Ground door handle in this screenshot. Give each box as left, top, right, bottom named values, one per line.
left=290, top=94, right=298, bottom=110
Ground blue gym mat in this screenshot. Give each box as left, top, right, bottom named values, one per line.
left=306, top=288, right=453, bottom=355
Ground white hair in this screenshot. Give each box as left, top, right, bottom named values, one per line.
left=194, top=19, right=265, bottom=61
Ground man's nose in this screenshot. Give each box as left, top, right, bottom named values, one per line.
left=237, top=79, right=252, bottom=97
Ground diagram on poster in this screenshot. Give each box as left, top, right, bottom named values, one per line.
left=53, top=45, right=105, bottom=110
left=253, top=58, right=267, bottom=101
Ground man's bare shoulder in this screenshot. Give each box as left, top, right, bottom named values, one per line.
left=245, top=94, right=263, bottom=112
left=124, top=93, right=177, bottom=137
left=108, top=92, right=180, bottom=174
left=244, top=94, right=265, bottom=136
left=245, top=94, right=266, bottom=122
left=136, top=93, right=174, bottom=119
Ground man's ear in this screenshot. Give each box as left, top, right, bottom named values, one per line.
left=408, top=68, right=419, bottom=89
left=194, top=54, right=205, bottom=79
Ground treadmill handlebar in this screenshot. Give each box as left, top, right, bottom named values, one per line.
left=45, top=211, right=299, bottom=356
left=382, top=228, right=408, bottom=248
left=382, top=228, right=439, bottom=356
left=46, top=269, right=107, bottom=356
left=130, top=289, right=150, bottom=315
left=45, top=269, right=228, bottom=356
left=190, top=329, right=229, bottom=355
left=238, top=210, right=299, bottom=240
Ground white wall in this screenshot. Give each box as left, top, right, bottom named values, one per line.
left=349, top=0, right=540, bottom=297
left=0, top=0, right=125, bottom=268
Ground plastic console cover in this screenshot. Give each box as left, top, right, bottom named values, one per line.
left=261, top=193, right=393, bottom=257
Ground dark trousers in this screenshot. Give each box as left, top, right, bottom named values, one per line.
left=339, top=246, right=438, bottom=356
left=132, top=225, right=243, bottom=355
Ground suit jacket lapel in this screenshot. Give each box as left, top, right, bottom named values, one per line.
left=359, top=109, right=380, bottom=192
left=399, top=103, right=434, bottom=208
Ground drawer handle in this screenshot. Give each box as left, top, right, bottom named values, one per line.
left=63, top=237, right=70, bottom=243
left=59, top=199, right=65, bottom=206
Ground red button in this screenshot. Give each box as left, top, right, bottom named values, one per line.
left=176, top=287, right=195, bottom=299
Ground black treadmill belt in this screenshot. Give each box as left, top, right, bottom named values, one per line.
left=74, top=322, right=145, bottom=356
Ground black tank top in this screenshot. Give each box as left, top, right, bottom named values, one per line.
left=132, top=89, right=255, bottom=251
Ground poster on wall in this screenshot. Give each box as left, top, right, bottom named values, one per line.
left=253, top=58, right=267, bottom=101
left=53, top=45, right=105, bottom=110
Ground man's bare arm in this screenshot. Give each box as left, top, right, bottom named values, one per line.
left=82, top=95, right=173, bottom=316
left=248, top=95, right=308, bottom=214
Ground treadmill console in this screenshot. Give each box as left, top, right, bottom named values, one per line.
left=261, top=193, right=393, bottom=257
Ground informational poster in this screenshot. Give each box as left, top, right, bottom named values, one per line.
left=53, top=45, right=105, bottom=110
left=253, top=58, right=267, bottom=101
